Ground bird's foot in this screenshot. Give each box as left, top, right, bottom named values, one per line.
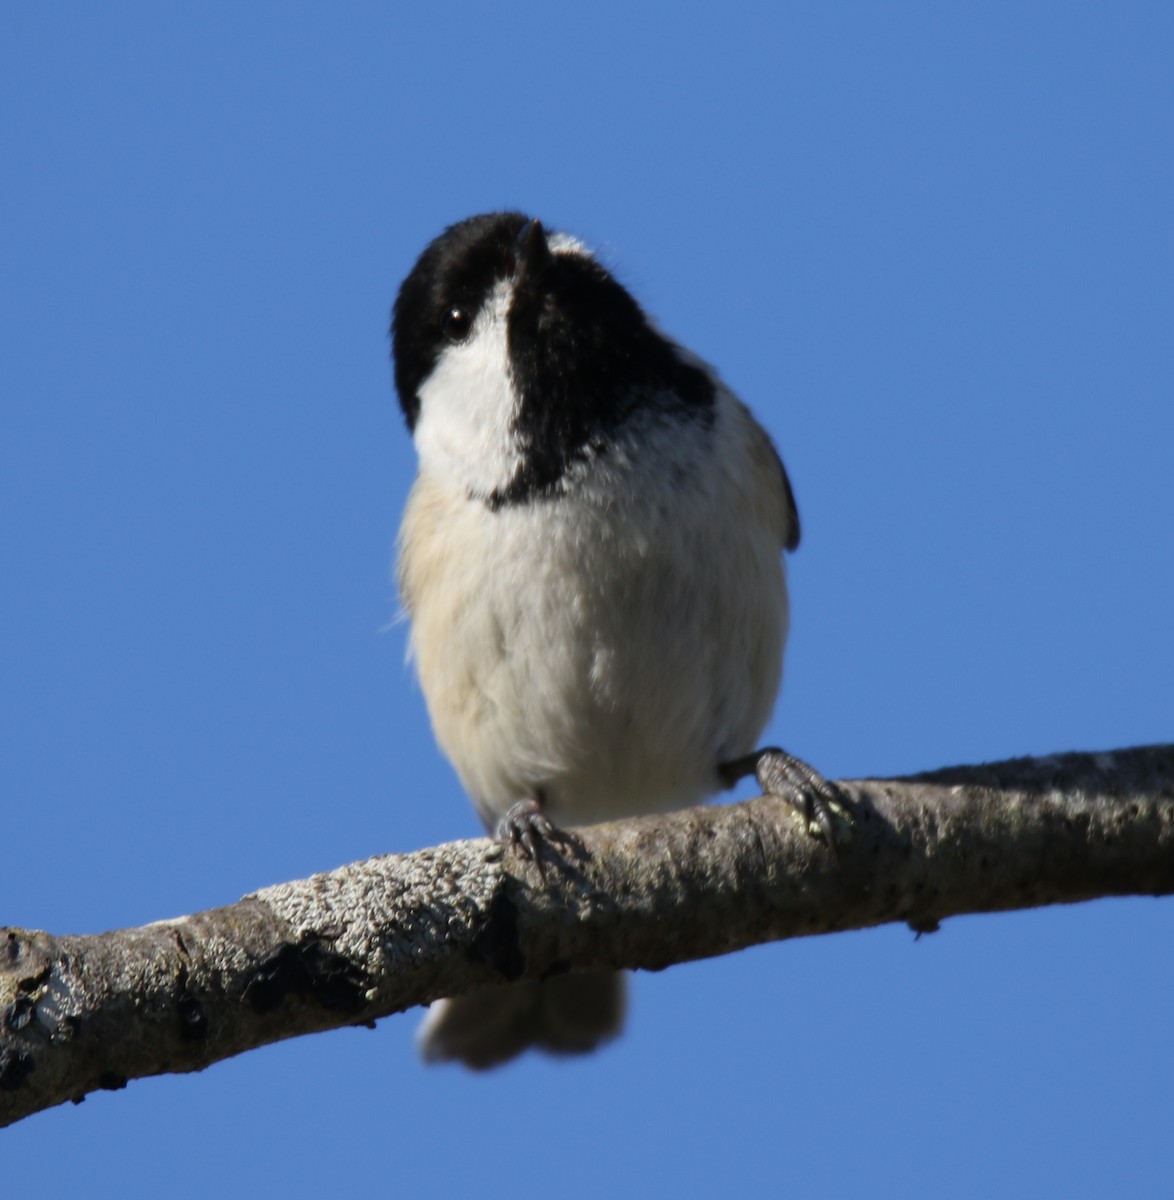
left=719, top=747, right=851, bottom=863
left=496, top=796, right=577, bottom=881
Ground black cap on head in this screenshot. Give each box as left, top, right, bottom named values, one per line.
left=391, top=212, right=715, bottom=506
left=392, top=212, right=531, bottom=429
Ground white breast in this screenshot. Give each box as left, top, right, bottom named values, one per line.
left=397, top=387, right=791, bottom=831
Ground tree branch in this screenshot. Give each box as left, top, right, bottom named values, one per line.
left=3, top=744, right=1173, bottom=1126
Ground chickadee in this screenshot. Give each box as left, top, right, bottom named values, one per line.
left=392, top=212, right=838, bottom=1069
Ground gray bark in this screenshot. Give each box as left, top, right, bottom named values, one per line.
left=3, top=744, right=1173, bottom=1126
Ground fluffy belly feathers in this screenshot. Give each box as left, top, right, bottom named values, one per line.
left=398, top=448, right=787, bottom=830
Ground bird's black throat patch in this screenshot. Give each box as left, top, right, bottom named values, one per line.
left=498, top=235, right=714, bottom=506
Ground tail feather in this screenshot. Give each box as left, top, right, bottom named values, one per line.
left=417, top=970, right=626, bottom=1070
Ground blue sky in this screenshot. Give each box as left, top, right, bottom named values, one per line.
left=3, top=3, right=1172, bottom=1194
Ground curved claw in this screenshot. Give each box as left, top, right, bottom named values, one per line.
left=720, top=747, right=850, bottom=863
left=496, top=797, right=574, bottom=881
left=808, top=796, right=840, bottom=865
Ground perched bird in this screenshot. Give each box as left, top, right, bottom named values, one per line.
left=392, top=212, right=838, bottom=1069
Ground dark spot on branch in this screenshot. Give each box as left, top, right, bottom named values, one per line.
left=245, top=937, right=371, bottom=1016
left=0, top=1047, right=35, bottom=1091
left=5, top=996, right=35, bottom=1033
left=96, top=1072, right=127, bottom=1092
left=175, top=957, right=206, bottom=1040
left=470, top=889, right=525, bottom=981
left=177, top=992, right=206, bottom=1041
left=16, top=966, right=50, bottom=994
left=1, top=931, right=51, bottom=988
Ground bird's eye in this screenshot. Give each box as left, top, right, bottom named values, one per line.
left=442, top=307, right=472, bottom=343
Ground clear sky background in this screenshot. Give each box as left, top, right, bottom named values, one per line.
left=3, top=4, right=1172, bottom=1195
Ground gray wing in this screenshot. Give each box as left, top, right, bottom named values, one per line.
left=776, top=444, right=800, bottom=552
left=739, top=399, right=801, bottom=553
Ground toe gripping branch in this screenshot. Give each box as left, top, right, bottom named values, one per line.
left=496, top=795, right=578, bottom=881
left=719, top=748, right=849, bottom=863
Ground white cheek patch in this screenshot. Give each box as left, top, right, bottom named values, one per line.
left=414, top=283, right=523, bottom=497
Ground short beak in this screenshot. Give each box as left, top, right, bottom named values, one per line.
left=515, top=217, right=551, bottom=282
